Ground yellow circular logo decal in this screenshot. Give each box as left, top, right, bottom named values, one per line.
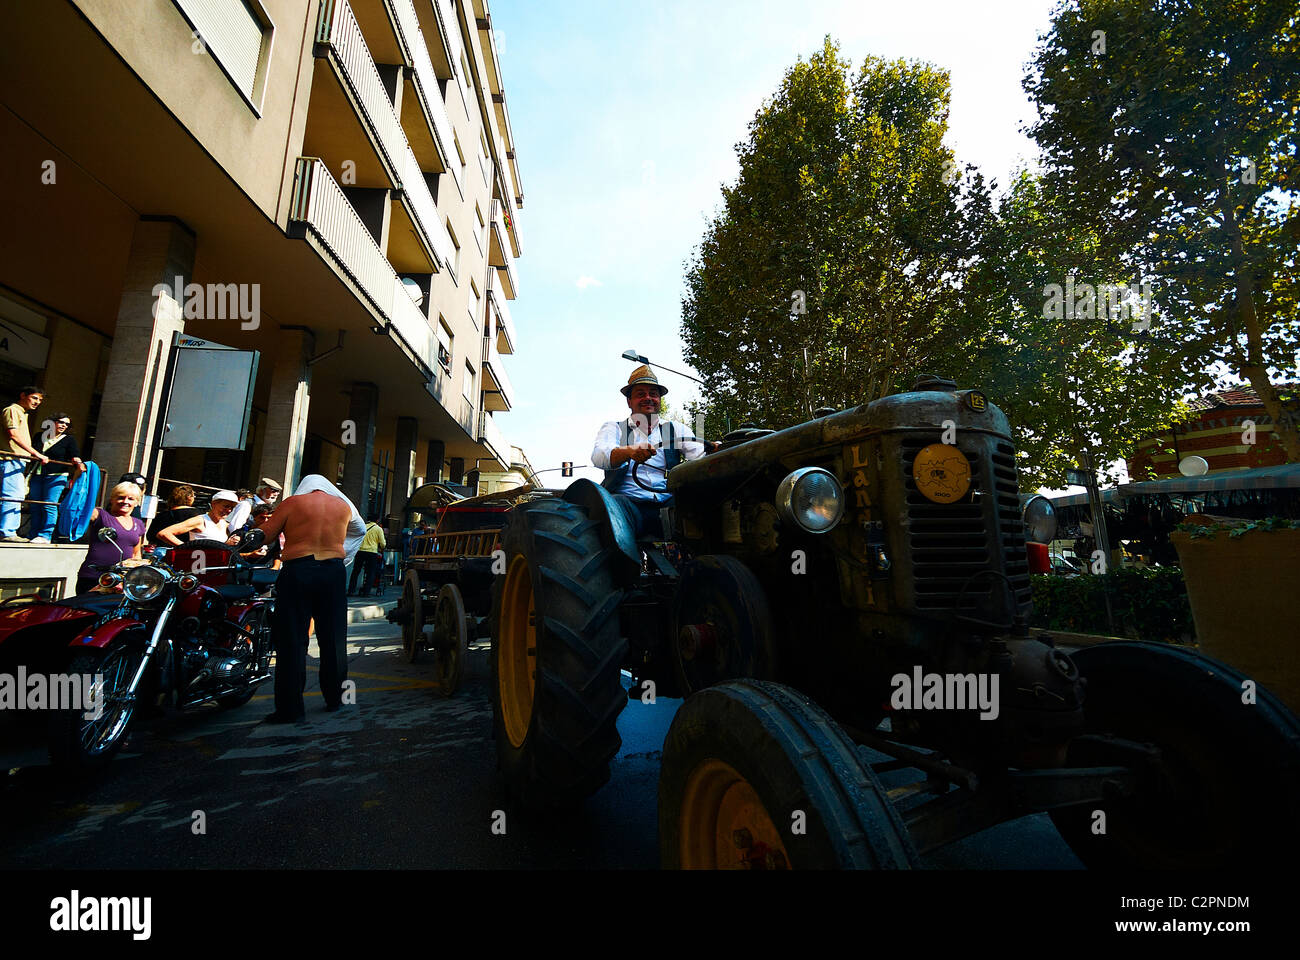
left=912, top=444, right=971, bottom=503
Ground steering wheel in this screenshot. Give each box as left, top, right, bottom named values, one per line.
left=630, top=459, right=675, bottom=507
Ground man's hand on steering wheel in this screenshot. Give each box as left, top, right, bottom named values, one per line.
left=626, top=442, right=655, bottom=464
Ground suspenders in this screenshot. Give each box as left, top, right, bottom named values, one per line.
left=602, top=418, right=681, bottom=492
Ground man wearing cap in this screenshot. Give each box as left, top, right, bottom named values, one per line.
left=591, top=365, right=707, bottom=537
left=227, top=478, right=282, bottom=532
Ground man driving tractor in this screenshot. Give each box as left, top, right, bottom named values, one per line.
left=590, top=365, right=706, bottom=537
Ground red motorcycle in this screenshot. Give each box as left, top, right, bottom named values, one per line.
left=0, top=527, right=276, bottom=773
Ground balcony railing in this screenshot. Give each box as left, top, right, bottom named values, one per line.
left=479, top=410, right=507, bottom=466
left=490, top=199, right=519, bottom=299
left=315, top=0, right=407, bottom=184
left=390, top=277, right=437, bottom=376
left=289, top=157, right=395, bottom=319
left=391, top=0, right=456, bottom=182
left=481, top=336, right=513, bottom=412
left=486, top=280, right=515, bottom=354
left=290, top=158, right=438, bottom=378
left=400, top=145, right=453, bottom=268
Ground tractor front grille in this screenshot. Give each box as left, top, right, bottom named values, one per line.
left=897, top=433, right=1031, bottom=615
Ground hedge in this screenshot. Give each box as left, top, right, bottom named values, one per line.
left=1029, top=566, right=1194, bottom=643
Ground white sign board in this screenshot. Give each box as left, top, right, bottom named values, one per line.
left=160, top=335, right=259, bottom=449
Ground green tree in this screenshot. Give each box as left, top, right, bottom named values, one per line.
left=680, top=39, right=994, bottom=437
left=963, top=171, right=1188, bottom=488
left=1024, top=0, right=1300, bottom=460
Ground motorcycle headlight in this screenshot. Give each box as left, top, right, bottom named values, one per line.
left=776, top=467, right=844, bottom=533
left=123, top=565, right=169, bottom=603
left=1022, top=494, right=1058, bottom=544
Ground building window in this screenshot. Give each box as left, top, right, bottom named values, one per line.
left=474, top=202, right=485, bottom=253
left=469, top=279, right=481, bottom=330
left=463, top=361, right=476, bottom=407
left=446, top=220, right=461, bottom=283
left=171, top=0, right=274, bottom=115
left=458, top=52, right=472, bottom=104
left=437, top=317, right=453, bottom=372
left=454, top=134, right=467, bottom=187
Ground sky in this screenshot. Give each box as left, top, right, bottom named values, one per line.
left=487, top=0, right=1062, bottom=486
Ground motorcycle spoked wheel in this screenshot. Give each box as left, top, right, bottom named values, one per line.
left=217, top=604, right=273, bottom=709
left=49, top=639, right=146, bottom=774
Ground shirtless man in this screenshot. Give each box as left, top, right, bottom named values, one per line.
left=256, top=475, right=366, bottom=722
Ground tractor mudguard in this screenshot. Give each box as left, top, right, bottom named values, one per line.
left=561, top=479, right=642, bottom=583
left=73, top=617, right=145, bottom=650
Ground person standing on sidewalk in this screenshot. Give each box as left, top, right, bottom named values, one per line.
left=256, top=475, right=365, bottom=722
left=25, top=411, right=84, bottom=543
left=1, top=386, right=49, bottom=542
left=348, top=515, right=386, bottom=597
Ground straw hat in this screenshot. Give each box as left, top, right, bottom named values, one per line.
left=621, top=364, right=667, bottom=397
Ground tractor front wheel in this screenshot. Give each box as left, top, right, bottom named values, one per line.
left=659, top=679, right=919, bottom=869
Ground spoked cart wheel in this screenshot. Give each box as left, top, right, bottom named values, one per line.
left=401, top=570, right=426, bottom=664
left=430, top=584, right=469, bottom=698
left=658, top=679, right=920, bottom=869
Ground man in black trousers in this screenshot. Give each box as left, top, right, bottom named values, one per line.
left=256, top=475, right=366, bottom=722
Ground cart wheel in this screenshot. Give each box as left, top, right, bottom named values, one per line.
left=659, top=679, right=919, bottom=869
left=401, top=570, right=426, bottom=664
left=431, top=584, right=468, bottom=697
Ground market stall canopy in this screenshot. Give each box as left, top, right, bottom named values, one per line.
left=1048, top=463, right=1300, bottom=507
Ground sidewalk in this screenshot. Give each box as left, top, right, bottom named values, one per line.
left=344, top=584, right=400, bottom=625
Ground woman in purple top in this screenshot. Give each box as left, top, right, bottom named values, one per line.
left=76, top=482, right=145, bottom=593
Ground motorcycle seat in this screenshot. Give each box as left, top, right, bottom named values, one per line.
left=216, top=584, right=257, bottom=603
left=251, top=568, right=278, bottom=590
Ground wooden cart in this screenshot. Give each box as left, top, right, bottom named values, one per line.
left=388, top=484, right=551, bottom=695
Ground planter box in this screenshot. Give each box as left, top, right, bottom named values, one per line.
left=1172, top=528, right=1300, bottom=714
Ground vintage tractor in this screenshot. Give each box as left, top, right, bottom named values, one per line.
left=488, top=376, right=1300, bottom=869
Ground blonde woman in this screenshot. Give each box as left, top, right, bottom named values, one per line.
left=75, top=482, right=145, bottom=593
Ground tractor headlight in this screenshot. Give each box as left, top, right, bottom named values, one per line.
left=122, top=565, right=169, bottom=603
left=1022, top=495, right=1058, bottom=544
left=776, top=467, right=844, bottom=533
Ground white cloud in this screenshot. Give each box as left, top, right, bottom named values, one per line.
left=575, top=275, right=603, bottom=289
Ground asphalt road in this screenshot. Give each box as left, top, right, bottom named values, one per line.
left=0, top=617, right=1081, bottom=869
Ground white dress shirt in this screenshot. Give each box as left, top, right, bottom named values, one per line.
left=591, top=416, right=705, bottom=502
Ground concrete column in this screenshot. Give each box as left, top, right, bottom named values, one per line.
left=341, top=382, right=378, bottom=514
left=393, top=416, right=418, bottom=508
left=258, top=326, right=314, bottom=493
left=93, top=217, right=193, bottom=488
left=426, top=438, right=444, bottom=482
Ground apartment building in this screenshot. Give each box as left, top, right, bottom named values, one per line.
left=0, top=0, right=522, bottom=567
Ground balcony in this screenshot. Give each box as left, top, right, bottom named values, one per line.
left=489, top=199, right=519, bottom=300
left=391, top=144, right=453, bottom=271
left=479, top=410, right=508, bottom=468
left=390, top=0, right=457, bottom=188
left=390, top=276, right=438, bottom=375
left=314, top=0, right=408, bottom=186
left=413, top=0, right=459, bottom=79
left=288, top=157, right=437, bottom=378
left=481, top=334, right=513, bottom=411
left=289, top=157, right=396, bottom=319
left=486, top=280, right=515, bottom=354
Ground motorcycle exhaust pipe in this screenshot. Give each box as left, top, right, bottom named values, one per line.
left=184, top=673, right=273, bottom=710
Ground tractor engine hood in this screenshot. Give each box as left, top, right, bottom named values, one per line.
left=668, top=387, right=1013, bottom=491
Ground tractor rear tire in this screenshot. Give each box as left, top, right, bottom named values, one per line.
left=659, top=679, right=920, bottom=869
left=1049, top=641, right=1300, bottom=869
left=489, top=499, right=628, bottom=808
